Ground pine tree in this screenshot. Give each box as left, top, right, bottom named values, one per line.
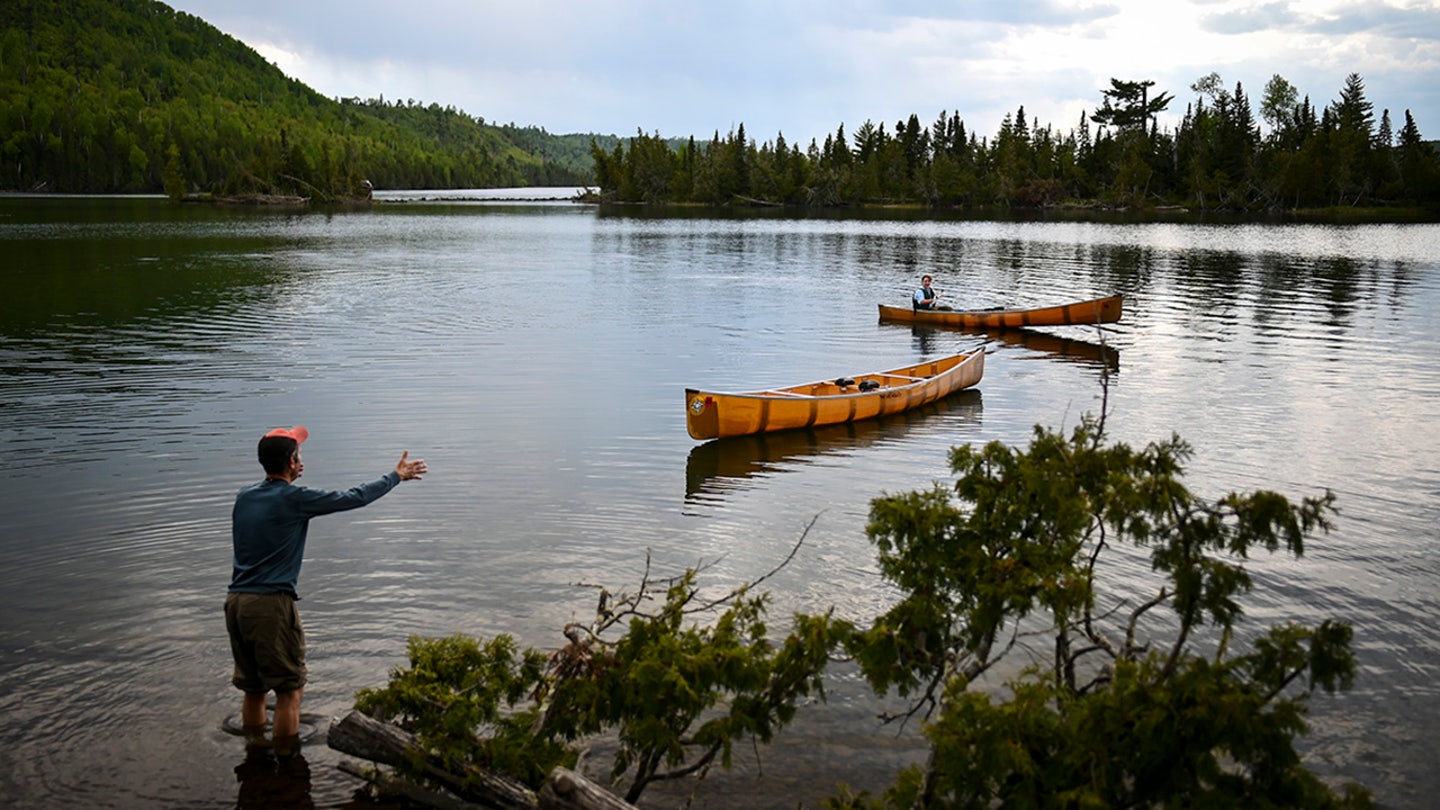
left=1091, top=78, right=1174, bottom=132
left=1332, top=73, right=1375, bottom=139
left=1398, top=109, right=1440, bottom=200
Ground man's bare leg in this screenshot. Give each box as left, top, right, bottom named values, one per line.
left=241, top=691, right=269, bottom=727
left=272, top=687, right=304, bottom=755
left=238, top=690, right=270, bottom=746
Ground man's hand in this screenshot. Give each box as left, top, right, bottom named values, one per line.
left=395, top=451, right=428, bottom=481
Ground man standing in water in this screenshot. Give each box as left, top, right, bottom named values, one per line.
left=226, top=426, right=427, bottom=754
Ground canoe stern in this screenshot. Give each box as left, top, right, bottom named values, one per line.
left=686, top=389, right=722, bottom=440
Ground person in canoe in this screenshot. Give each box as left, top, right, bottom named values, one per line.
left=914, top=275, right=953, bottom=310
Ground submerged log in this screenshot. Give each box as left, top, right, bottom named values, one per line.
left=327, top=710, right=537, bottom=810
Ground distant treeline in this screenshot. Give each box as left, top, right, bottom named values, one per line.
left=592, top=76, right=1440, bottom=212
left=0, top=0, right=598, bottom=197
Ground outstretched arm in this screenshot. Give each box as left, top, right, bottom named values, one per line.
left=395, top=450, right=428, bottom=481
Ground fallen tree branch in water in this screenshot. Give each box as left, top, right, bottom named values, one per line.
left=328, top=710, right=538, bottom=810
left=329, top=710, right=638, bottom=810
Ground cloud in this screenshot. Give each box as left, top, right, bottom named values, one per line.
left=1302, top=0, right=1440, bottom=38
left=1200, top=2, right=1302, bottom=34
left=166, top=0, right=1440, bottom=145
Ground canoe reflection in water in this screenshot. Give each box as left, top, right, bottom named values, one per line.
left=685, top=389, right=983, bottom=501
left=910, top=325, right=1119, bottom=371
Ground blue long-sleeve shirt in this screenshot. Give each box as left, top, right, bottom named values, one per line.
left=229, top=472, right=400, bottom=597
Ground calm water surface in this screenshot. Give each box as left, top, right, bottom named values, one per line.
left=1, top=193, right=1437, bottom=808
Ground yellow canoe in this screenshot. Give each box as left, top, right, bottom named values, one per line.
left=878, top=294, right=1122, bottom=328
left=685, top=390, right=983, bottom=498
left=685, top=350, right=985, bottom=440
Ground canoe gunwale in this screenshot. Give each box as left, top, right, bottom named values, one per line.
left=685, top=351, right=976, bottom=400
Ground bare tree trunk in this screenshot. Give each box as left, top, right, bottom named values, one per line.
left=539, top=768, right=638, bottom=810
left=328, top=711, right=635, bottom=810
left=327, top=710, right=538, bottom=810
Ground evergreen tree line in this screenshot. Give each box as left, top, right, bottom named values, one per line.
left=592, top=75, right=1440, bottom=211
left=0, top=0, right=593, bottom=198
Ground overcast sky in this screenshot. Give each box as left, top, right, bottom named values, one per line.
left=164, top=0, right=1440, bottom=147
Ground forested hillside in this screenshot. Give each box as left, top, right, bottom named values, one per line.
left=593, top=77, right=1440, bottom=213
left=0, top=0, right=599, bottom=197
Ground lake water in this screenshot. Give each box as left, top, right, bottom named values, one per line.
left=1, top=192, right=1437, bottom=809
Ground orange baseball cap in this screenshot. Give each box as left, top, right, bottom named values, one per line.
left=263, top=425, right=309, bottom=443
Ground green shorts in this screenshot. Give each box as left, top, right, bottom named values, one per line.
left=225, top=592, right=307, bottom=693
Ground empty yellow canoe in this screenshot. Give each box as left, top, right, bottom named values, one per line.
left=685, top=350, right=985, bottom=440
left=878, top=294, right=1122, bottom=328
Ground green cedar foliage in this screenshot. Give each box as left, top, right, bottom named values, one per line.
left=353, top=543, right=849, bottom=805
left=843, top=411, right=1371, bottom=809
left=355, top=634, right=562, bottom=786
left=0, top=0, right=595, bottom=195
